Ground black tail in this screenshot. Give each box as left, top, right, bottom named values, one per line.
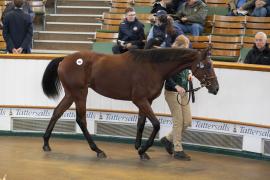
left=42, top=57, right=64, bottom=99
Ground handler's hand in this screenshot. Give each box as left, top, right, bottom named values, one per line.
left=188, top=73, right=193, bottom=81
left=175, top=85, right=186, bottom=96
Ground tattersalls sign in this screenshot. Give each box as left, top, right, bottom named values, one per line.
left=0, top=107, right=269, bottom=140
left=0, top=108, right=6, bottom=116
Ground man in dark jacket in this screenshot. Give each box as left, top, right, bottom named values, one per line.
left=151, top=0, right=175, bottom=14
left=3, top=0, right=33, bottom=54
left=1, top=0, right=35, bottom=23
left=112, top=7, right=145, bottom=54
left=244, top=32, right=270, bottom=65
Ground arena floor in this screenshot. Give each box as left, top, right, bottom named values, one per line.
left=0, top=136, right=269, bottom=180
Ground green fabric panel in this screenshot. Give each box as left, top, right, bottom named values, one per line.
left=214, top=6, right=229, bottom=16
left=92, top=42, right=114, bottom=54
left=134, top=6, right=152, bottom=14
left=207, top=6, right=216, bottom=16
left=240, top=47, right=252, bottom=62
left=96, top=29, right=118, bottom=33
left=207, top=6, right=229, bottom=16
left=143, top=23, right=152, bottom=34
left=211, top=56, right=239, bottom=62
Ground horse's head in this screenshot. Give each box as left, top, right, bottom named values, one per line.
left=191, top=48, right=219, bottom=95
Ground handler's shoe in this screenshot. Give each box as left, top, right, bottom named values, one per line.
left=160, top=136, right=173, bottom=155
left=174, top=151, right=191, bottom=161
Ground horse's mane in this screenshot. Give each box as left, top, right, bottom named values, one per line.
left=128, top=48, right=198, bottom=63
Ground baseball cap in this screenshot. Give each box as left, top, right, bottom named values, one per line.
left=154, top=10, right=167, bottom=17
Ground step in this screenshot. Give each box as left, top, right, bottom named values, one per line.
left=34, top=31, right=95, bottom=41
left=58, top=0, right=110, bottom=6
left=56, top=6, right=110, bottom=14
left=46, top=14, right=103, bottom=23
left=45, top=22, right=102, bottom=32
left=33, top=40, right=93, bottom=51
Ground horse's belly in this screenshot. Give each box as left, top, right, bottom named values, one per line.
left=89, top=78, right=132, bottom=101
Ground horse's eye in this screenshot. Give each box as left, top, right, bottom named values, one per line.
left=205, top=63, right=211, bottom=69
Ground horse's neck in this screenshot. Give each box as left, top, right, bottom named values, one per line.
left=157, top=59, right=195, bottom=80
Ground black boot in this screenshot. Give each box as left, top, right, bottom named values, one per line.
left=173, top=151, right=191, bottom=161
left=160, top=137, right=173, bottom=155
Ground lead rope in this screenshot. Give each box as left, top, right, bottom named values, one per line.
left=177, top=81, right=204, bottom=106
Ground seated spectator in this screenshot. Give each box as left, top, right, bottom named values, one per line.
left=266, top=0, right=270, bottom=16
left=169, top=0, right=187, bottom=13
left=3, top=0, right=33, bottom=54
left=144, top=10, right=183, bottom=49
left=251, top=0, right=268, bottom=17
left=112, top=7, right=145, bottom=54
left=227, top=0, right=255, bottom=16
left=244, top=32, right=270, bottom=65
left=174, top=0, right=207, bottom=36
left=151, top=0, right=175, bottom=14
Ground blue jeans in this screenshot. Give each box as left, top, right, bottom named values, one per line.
left=266, top=6, right=270, bottom=16
left=174, top=22, right=204, bottom=36
left=251, top=7, right=267, bottom=17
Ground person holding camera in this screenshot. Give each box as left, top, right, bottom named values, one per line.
left=112, top=7, right=145, bottom=54
left=144, top=10, right=183, bottom=49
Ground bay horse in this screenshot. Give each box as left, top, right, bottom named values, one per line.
left=41, top=48, right=219, bottom=160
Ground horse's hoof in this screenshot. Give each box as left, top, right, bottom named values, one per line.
left=135, top=143, right=140, bottom=150
left=140, top=153, right=150, bottom=160
left=43, top=145, right=51, bottom=152
left=97, top=151, right=107, bottom=159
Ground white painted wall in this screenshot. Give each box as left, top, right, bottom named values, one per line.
left=1, top=59, right=269, bottom=126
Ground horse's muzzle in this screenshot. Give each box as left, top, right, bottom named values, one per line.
left=208, top=86, right=219, bottom=95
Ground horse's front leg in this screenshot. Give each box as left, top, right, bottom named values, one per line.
left=135, top=111, right=146, bottom=150
left=134, top=99, right=160, bottom=160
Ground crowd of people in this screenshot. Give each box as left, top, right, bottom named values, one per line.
left=112, top=0, right=270, bottom=66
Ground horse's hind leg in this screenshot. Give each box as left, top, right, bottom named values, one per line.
left=43, top=95, right=73, bottom=151
left=135, top=111, right=146, bottom=150
left=74, top=88, right=106, bottom=158
left=134, top=99, right=160, bottom=160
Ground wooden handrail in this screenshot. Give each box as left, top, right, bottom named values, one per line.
left=0, top=54, right=65, bottom=60
left=0, top=104, right=269, bottom=129
left=0, top=54, right=270, bottom=71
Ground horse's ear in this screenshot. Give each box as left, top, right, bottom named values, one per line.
left=197, top=47, right=210, bottom=60
left=202, top=46, right=211, bottom=60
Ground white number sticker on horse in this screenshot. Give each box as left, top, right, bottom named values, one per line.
left=76, top=58, right=83, bottom=65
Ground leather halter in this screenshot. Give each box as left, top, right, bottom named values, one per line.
left=177, top=61, right=216, bottom=106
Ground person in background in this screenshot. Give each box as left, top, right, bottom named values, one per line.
left=3, top=0, right=33, bottom=54
left=145, top=10, right=183, bottom=49
left=112, top=7, right=145, bottom=54
left=266, top=0, right=270, bottom=16
left=174, top=0, right=207, bottom=36
left=227, top=0, right=255, bottom=16
left=1, top=0, right=35, bottom=22
left=151, top=0, right=175, bottom=14
left=251, top=0, right=268, bottom=17
left=244, top=32, right=270, bottom=65
left=169, top=0, right=187, bottom=13
left=161, top=34, right=193, bottom=160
